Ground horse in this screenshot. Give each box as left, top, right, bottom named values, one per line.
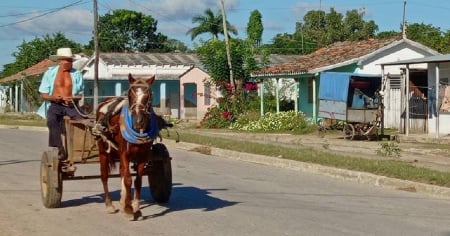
left=95, top=73, right=159, bottom=220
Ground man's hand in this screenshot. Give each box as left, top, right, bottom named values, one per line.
left=53, top=96, right=64, bottom=103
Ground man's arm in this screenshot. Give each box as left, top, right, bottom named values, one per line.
left=40, top=93, right=64, bottom=103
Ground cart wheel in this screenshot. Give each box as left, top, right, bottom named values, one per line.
left=343, top=124, right=355, bottom=140
left=147, top=143, right=172, bottom=203
left=40, top=148, right=63, bottom=208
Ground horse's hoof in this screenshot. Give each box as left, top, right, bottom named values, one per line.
left=106, top=205, right=118, bottom=214
left=133, top=210, right=144, bottom=221
left=123, top=212, right=134, bottom=221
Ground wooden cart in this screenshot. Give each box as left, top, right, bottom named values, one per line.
left=40, top=117, right=173, bottom=208
left=317, top=72, right=383, bottom=140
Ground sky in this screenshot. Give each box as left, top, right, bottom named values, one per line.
left=0, top=0, right=449, bottom=71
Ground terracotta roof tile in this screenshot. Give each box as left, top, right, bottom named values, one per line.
left=252, top=36, right=402, bottom=76
left=0, top=59, right=57, bottom=83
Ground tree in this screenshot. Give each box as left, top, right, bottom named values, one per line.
left=343, top=9, right=378, bottom=40
left=246, top=10, right=263, bottom=48
left=91, top=9, right=169, bottom=52
left=406, top=23, right=444, bottom=53
left=187, top=8, right=238, bottom=41
left=323, top=8, right=344, bottom=44
left=1, top=32, right=82, bottom=78
left=376, top=30, right=401, bottom=39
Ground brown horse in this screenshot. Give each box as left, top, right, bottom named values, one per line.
left=96, top=73, right=158, bottom=220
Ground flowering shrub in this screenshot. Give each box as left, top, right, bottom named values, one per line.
left=200, top=106, right=234, bottom=129
left=230, top=111, right=315, bottom=133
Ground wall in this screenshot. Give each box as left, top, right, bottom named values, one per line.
left=179, top=68, right=217, bottom=120
left=427, top=62, right=450, bottom=135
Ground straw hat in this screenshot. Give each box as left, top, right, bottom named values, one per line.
left=49, top=48, right=74, bottom=61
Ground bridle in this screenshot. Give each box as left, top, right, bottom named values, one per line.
left=127, top=79, right=152, bottom=116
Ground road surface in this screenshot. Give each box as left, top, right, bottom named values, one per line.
left=1, top=128, right=449, bottom=236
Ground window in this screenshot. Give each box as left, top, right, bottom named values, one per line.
left=389, top=76, right=401, bottom=89
left=204, top=85, right=211, bottom=105
left=307, top=77, right=314, bottom=103
left=184, top=83, right=197, bottom=108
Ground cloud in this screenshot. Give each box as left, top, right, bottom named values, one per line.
left=1, top=8, right=92, bottom=43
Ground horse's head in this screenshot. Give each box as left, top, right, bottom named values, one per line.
left=127, top=73, right=155, bottom=132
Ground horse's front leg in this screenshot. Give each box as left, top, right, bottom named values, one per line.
left=119, top=153, right=134, bottom=218
left=132, top=161, right=146, bottom=220
left=99, top=147, right=117, bottom=214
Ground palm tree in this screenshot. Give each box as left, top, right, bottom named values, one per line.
left=187, top=8, right=238, bottom=41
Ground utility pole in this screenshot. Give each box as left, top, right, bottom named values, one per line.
left=220, top=0, right=235, bottom=90
left=93, top=0, right=99, bottom=113
left=402, top=0, right=407, bottom=39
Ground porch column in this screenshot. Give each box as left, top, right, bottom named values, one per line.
left=380, top=66, right=385, bottom=136
left=294, top=78, right=299, bottom=113
left=435, top=64, right=440, bottom=138
left=276, top=78, right=280, bottom=113
left=259, top=79, right=264, bottom=116
left=405, top=65, right=410, bottom=136
left=313, top=75, right=317, bottom=122
left=160, top=83, right=166, bottom=115
left=14, top=83, right=18, bottom=112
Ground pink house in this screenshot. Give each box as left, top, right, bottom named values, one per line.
left=179, top=67, right=218, bottom=120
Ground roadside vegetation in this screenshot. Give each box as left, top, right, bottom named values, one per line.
left=162, top=129, right=450, bottom=188
left=0, top=113, right=449, bottom=187
left=0, top=113, right=46, bottom=127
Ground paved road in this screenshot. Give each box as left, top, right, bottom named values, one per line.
left=1, top=128, right=450, bottom=236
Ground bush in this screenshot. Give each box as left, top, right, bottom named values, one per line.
left=230, top=111, right=316, bottom=134
left=200, top=106, right=234, bottom=129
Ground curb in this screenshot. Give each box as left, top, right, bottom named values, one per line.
left=163, top=139, right=450, bottom=200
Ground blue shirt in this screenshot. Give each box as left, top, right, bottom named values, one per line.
left=37, top=65, right=84, bottom=118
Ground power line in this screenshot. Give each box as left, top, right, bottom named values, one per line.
left=0, top=0, right=84, bottom=28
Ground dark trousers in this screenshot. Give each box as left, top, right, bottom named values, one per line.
left=47, top=102, right=83, bottom=147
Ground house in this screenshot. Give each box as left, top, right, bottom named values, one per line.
left=81, top=52, right=302, bottom=120
left=0, top=52, right=303, bottom=119
left=82, top=52, right=201, bottom=119
left=381, top=54, right=450, bottom=137
left=251, top=36, right=440, bottom=130
left=179, top=66, right=218, bottom=120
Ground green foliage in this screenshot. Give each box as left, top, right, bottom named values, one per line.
left=246, top=10, right=263, bottom=48
left=200, top=106, right=234, bottom=129
left=406, top=23, right=447, bottom=53
left=1, top=32, right=82, bottom=78
left=187, top=8, right=238, bottom=41
left=196, top=39, right=259, bottom=91
left=265, top=7, right=379, bottom=54
left=90, top=9, right=170, bottom=52
left=376, top=142, right=402, bottom=157
left=230, top=111, right=315, bottom=133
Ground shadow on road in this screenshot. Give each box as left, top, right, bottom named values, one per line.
left=60, top=182, right=239, bottom=220
left=144, top=184, right=239, bottom=219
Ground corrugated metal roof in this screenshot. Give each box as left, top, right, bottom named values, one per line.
left=100, top=52, right=200, bottom=66
left=381, top=54, right=450, bottom=66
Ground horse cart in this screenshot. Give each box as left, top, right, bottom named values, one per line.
left=40, top=75, right=174, bottom=213
left=317, top=72, right=383, bottom=140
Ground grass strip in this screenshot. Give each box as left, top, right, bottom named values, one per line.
left=164, top=131, right=450, bottom=188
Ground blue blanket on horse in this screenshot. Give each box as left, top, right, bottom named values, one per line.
left=120, top=103, right=159, bottom=144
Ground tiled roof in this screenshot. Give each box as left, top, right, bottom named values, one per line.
left=252, top=36, right=403, bottom=77
left=0, top=59, right=57, bottom=83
